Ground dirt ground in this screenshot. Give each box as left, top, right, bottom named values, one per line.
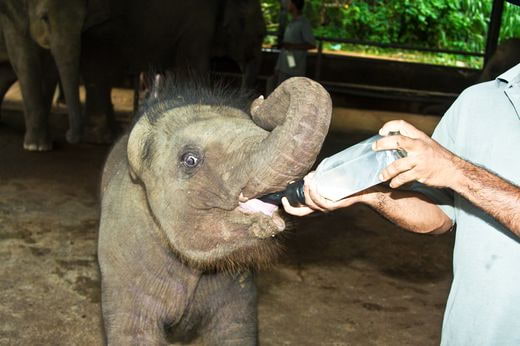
left=0, top=88, right=454, bottom=345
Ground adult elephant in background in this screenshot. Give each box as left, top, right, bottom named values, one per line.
left=80, top=0, right=266, bottom=143
left=0, top=26, right=17, bottom=119
left=0, top=0, right=108, bottom=151
left=479, top=38, right=520, bottom=82
left=212, top=0, right=267, bottom=89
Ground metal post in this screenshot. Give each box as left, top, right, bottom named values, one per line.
left=484, top=0, right=505, bottom=66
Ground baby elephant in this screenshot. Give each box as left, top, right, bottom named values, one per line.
left=97, top=77, right=331, bottom=345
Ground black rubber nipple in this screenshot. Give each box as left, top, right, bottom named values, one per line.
left=259, top=180, right=305, bottom=207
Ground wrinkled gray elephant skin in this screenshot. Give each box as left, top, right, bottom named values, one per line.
left=480, top=38, right=520, bottom=82
left=0, top=0, right=108, bottom=151
left=98, top=77, right=332, bottom=344
left=80, top=0, right=266, bottom=144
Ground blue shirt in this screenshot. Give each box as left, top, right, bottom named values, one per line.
left=431, top=63, right=520, bottom=346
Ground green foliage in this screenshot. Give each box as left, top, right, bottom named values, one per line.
left=261, top=0, right=281, bottom=33
left=261, top=0, right=520, bottom=67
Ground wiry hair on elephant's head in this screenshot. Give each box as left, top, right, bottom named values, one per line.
left=126, top=76, right=332, bottom=271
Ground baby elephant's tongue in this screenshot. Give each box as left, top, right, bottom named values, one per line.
left=239, top=199, right=278, bottom=217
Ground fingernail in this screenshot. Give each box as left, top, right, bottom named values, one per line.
left=378, top=174, right=384, bottom=181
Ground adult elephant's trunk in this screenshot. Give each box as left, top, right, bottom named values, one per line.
left=242, top=77, right=332, bottom=199
left=51, top=33, right=84, bottom=143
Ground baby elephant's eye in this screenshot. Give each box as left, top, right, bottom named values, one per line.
left=181, top=152, right=200, bottom=168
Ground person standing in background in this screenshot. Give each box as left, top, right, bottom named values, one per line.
left=274, top=0, right=316, bottom=87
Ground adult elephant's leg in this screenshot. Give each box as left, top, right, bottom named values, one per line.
left=0, top=62, right=17, bottom=119
left=4, top=31, right=52, bottom=151
left=81, top=39, right=116, bottom=144
left=83, top=80, right=114, bottom=144
left=41, top=54, right=59, bottom=123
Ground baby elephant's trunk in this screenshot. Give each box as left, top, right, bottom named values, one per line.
left=242, top=77, right=332, bottom=199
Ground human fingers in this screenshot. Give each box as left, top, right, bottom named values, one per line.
left=281, top=197, right=315, bottom=216
left=304, top=172, right=361, bottom=211
left=303, top=174, right=328, bottom=212
left=388, top=169, right=419, bottom=188
left=307, top=184, right=354, bottom=211
left=306, top=171, right=364, bottom=211
left=333, top=195, right=363, bottom=209
left=379, top=156, right=415, bottom=182
left=372, top=134, right=417, bottom=153
left=378, top=120, right=427, bottom=139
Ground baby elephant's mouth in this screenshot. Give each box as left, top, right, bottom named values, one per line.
left=238, top=198, right=285, bottom=238
left=239, top=198, right=278, bottom=216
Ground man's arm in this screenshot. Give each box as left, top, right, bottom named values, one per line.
left=360, top=186, right=453, bottom=234
left=282, top=173, right=453, bottom=235
left=448, top=156, right=520, bottom=235
left=375, top=120, right=520, bottom=237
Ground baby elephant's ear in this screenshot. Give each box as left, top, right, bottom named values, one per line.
left=127, top=117, right=152, bottom=181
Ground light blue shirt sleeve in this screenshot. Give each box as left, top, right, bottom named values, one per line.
left=417, top=93, right=467, bottom=224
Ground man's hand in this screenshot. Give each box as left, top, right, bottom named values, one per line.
left=373, top=120, right=461, bottom=189
left=280, top=131, right=454, bottom=234
left=281, top=170, right=452, bottom=234
left=375, top=120, right=520, bottom=236
left=281, top=172, right=369, bottom=216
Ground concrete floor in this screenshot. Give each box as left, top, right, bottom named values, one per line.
left=0, top=89, right=454, bottom=345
